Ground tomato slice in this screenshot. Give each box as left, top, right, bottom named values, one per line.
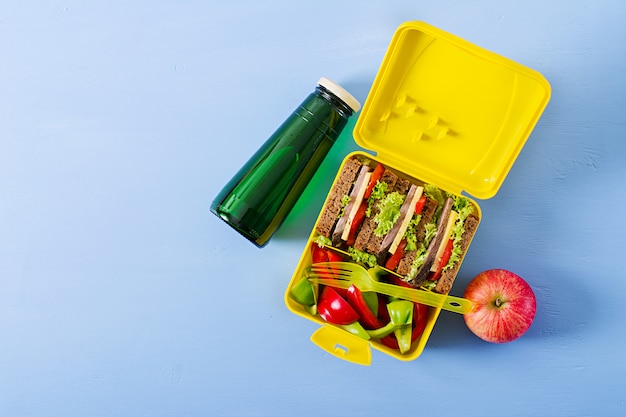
left=346, top=202, right=367, bottom=246
left=364, top=163, right=385, bottom=199
left=414, top=195, right=427, bottom=214
left=385, top=238, right=407, bottom=270
left=429, top=238, right=454, bottom=281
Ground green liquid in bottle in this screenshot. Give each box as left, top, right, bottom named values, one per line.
left=211, top=78, right=360, bottom=247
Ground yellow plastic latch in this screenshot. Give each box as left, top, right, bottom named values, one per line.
left=310, top=325, right=372, bottom=366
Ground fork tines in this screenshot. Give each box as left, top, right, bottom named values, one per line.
left=307, top=266, right=352, bottom=279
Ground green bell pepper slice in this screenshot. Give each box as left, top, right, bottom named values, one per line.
left=290, top=277, right=316, bottom=306
left=366, top=300, right=414, bottom=339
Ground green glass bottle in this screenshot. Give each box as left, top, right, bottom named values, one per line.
left=211, top=77, right=360, bottom=247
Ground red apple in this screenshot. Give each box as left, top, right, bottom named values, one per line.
left=463, top=269, right=536, bottom=344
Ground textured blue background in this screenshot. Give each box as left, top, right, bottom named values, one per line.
left=1, top=1, right=625, bottom=416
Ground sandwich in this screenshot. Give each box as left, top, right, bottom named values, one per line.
left=314, top=155, right=480, bottom=294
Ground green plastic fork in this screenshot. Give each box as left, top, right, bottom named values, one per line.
left=306, top=262, right=473, bottom=314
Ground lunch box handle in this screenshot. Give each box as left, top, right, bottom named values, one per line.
left=310, top=325, right=372, bottom=366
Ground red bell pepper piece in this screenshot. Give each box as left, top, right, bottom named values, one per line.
left=311, top=243, right=329, bottom=264
left=311, top=244, right=348, bottom=297
left=325, top=249, right=348, bottom=297
left=377, top=293, right=390, bottom=323
left=317, top=286, right=359, bottom=325
left=326, top=249, right=344, bottom=263
left=413, top=302, right=429, bottom=336
left=346, top=285, right=383, bottom=330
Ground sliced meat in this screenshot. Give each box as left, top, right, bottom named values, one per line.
left=409, top=197, right=453, bottom=287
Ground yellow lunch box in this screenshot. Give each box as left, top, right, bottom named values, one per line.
left=284, top=21, right=551, bottom=365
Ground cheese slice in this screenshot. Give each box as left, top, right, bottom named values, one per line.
left=388, top=186, right=424, bottom=255
left=341, top=172, right=372, bottom=241
left=430, top=209, right=458, bottom=272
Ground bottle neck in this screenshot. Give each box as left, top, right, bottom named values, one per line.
left=316, top=85, right=354, bottom=118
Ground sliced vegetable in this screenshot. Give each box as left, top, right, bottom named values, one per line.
left=318, top=286, right=359, bottom=325
left=345, top=202, right=367, bottom=246
left=366, top=300, right=413, bottom=339
left=429, top=210, right=458, bottom=273
left=380, top=302, right=428, bottom=350
left=413, top=302, right=429, bottom=337
left=289, top=277, right=316, bottom=307
left=311, top=244, right=348, bottom=297
left=326, top=250, right=344, bottom=263
left=361, top=291, right=379, bottom=317
left=373, top=191, right=405, bottom=237
left=340, top=321, right=371, bottom=340
left=393, top=324, right=412, bottom=354
left=385, top=238, right=408, bottom=270
left=429, top=238, right=454, bottom=281
left=364, top=162, right=385, bottom=199
left=311, top=243, right=329, bottom=264
left=414, top=194, right=427, bottom=214
left=346, top=285, right=383, bottom=329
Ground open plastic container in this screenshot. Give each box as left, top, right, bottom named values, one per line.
left=284, top=21, right=551, bottom=365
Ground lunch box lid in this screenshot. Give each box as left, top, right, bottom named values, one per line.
left=353, top=21, right=551, bottom=199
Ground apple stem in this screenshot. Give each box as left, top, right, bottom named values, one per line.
left=495, top=298, right=502, bottom=308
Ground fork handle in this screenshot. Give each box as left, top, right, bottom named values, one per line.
left=372, top=281, right=473, bottom=314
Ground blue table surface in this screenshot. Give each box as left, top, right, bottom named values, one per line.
left=1, top=1, right=625, bottom=416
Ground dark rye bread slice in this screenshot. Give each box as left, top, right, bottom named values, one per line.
left=331, top=164, right=372, bottom=245
left=365, top=177, right=411, bottom=257
left=434, top=214, right=480, bottom=294
left=316, top=157, right=362, bottom=237
left=353, top=169, right=399, bottom=251
left=395, top=197, right=439, bottom=276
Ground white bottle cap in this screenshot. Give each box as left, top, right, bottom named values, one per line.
left=317, top=77, right=361, bottom=113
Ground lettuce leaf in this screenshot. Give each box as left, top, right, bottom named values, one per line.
left=424, top=184, right=445, bottom=206
left=443, top=195, right=475, bottom=271
left=338, top=194, right=351, bottom=219
left=373, top=191, right=405, bottom=237
left=348, top=247, right=378, bottom=268
left=313, top=234, right=332, bottom=248
left=403, top=215, right=421, bottom=252
left=366, top=181, right=388, bottom=217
